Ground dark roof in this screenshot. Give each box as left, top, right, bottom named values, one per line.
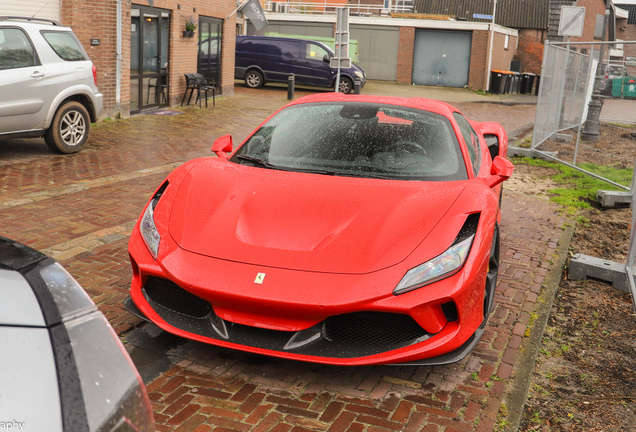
left=616, top=4, right=636, bottom=24
left=548, top=0, right=575, bottom=40
left=412, top=0, right=551, bottom=29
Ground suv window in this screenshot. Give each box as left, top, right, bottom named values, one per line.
left=306, top=43, right=329, bottom=62
left=453, top=112, right=481, bottom=176
left=0, top=28, right=36, bottom=70
left=41, top=31, right=87, bottom=61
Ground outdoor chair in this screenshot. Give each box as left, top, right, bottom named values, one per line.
left=147, top=75, right=168, bottom=104
left=181, top=73, right=215, bottom=108
left=181, top=73, right=197, bottom=106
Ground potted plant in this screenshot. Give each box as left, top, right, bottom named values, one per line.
left=184, top=16, right=197, bottom=37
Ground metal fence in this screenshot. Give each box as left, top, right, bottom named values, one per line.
left=532, top=40, right=636, bottom=313
left=531, top=40, right=636, bottom=191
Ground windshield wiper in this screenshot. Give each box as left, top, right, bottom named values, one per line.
left=292, top=167, right=336, bottom=175
left=339, top=171, right=395, bottom=179
left=238, top=156, right=336, bottom=175
left=237, top=155, right=279, bottom=169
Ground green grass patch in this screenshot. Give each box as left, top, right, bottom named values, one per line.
left=512, top=157, right=632, bottom=212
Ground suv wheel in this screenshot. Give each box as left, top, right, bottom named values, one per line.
left=338, top=77, right=353, bottom=94
left=44, top=101, right=91, bottom=154
left=245, top=70, right=264, bottom=88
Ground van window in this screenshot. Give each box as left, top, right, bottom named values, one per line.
left=272, top=40, right=301, bottom=60
left=239, top=39, right=269, bottom=54
left=306, top=43, right=329, bottom=62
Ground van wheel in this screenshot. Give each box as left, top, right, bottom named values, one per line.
left=245, top=70, right=264, bottom=88
left=338, top=77, right=353, bottom=94
left=44, top=101, right=90, bottom=154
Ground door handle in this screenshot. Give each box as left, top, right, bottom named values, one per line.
left=30, top=71, right=45, bottom=79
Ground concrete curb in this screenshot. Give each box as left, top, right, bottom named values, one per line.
left=508, top=123, right=534, bottom=141
left=505, top=222, right=576, bottom=431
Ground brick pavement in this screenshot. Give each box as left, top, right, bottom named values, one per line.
left=0, top=84, right=564, bottom=431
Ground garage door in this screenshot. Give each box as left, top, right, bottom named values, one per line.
left=350, top=25, right=399, bottom=81
left=0, top=0, right=60, bottom=21
left=412, top=29, right=472, bottom=87
left=248, top=21, right=334, bottom=38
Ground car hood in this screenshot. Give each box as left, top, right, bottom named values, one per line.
left=168, top=159, right=468, bottom=274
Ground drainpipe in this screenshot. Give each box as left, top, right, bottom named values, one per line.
left=115, top=0, right=122, bottom=115
left=485, top=0, right=498, bottom=92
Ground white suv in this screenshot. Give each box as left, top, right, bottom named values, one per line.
left=0, top=17, right=102, bottom=154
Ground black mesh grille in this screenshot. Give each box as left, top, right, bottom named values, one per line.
left=144, top=276, right=211, bottom=318
left=323, top=312, right=427, bottom=346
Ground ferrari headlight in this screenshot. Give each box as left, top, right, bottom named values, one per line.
left=394, top=235, right=474, bottom=295
left=139, top=181, right=169, bottom=259
left=140, top=198, right=160, bottom=259
left=355, top=71, right=364, bottom=79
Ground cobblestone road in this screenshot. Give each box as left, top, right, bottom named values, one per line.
left=0, top=84, right=566, bottom=432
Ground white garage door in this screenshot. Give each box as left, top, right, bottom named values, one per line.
left=0, top=1, right=60, bottom=22
left=350, top=25, right=400, bottom=81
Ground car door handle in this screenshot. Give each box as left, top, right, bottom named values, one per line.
left=30, top=71, right=46, bottom=79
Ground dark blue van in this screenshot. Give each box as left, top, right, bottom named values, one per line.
left=235, top=35, right=366, bottom=94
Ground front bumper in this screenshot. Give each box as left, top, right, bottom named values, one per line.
left=127, top=228, right=489, bottom=365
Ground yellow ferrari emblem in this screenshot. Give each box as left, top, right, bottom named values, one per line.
left=255, top=273, right=266, bottom=284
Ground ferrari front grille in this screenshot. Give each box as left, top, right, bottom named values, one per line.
left=144, top=276, right=211, bottom=318
left=323, top=312, right=427, bottom=345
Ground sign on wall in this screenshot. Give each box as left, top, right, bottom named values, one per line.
left=559, top=6, right=586, bottom=37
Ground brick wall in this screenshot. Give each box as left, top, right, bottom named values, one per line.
left=468, top=30, right=489, bottom=90
left=61, top=0, right=237, bottom=118
left=517, top=29, right=546, bottom=75
left=621, top=27, right=636, bottom=59
left=396, top=27, right=414, bottom=84
left=570, top=0, right=607, bottom=44
left=490, top=31, right=518, bottom=72
left=60, top=0, right=119, bottom=116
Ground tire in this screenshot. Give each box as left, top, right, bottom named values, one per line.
left=245, top=70, right=264, bottom=88
left=338, top=77, right=353, bottom=94
left=483, top=225, right=500, bottom=325
left=44, top=101, right=91, bottom=154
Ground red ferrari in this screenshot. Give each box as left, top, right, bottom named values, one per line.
left=125, top=93, right=514, bottom=366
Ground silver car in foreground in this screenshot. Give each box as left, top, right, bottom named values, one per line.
left=0, top=17, right=103, bottom=153
left=0, top=236, right=155, bottom=431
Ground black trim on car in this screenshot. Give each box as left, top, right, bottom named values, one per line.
left=48, top=323, right=90, bottom=431
left=131, top=278, right=439, bottom=359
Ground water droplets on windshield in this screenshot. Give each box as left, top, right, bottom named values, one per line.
left=230, top=102, right=468, bottom=181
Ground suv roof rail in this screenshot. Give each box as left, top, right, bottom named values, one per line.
left=0, top=16, right=62, bottom=26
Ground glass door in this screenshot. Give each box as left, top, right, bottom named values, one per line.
left=197, top=16, right=222, bottom=90
left=131, top=6, right=170, bottom=113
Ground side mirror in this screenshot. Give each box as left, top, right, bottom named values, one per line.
left=485, top=156, right=514, bottom=188
left=212, top=134, right=233, bottom=159
left=323, top=54, right=330, bottom=63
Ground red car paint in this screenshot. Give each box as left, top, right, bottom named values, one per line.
left=127, top=94, right=513, bottom=365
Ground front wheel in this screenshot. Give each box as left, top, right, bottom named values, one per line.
left=338, top=77, right=353, bottom=94
left=44, top=101, right=91, bottom=154
left=245, top=70, right=264, bottom=88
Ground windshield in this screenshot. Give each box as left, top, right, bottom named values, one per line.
left=230, top=102, right=468, bottom=181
